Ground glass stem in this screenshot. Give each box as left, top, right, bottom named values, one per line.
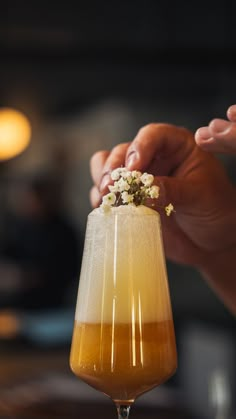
left=116, top=405, right=131, bottom=419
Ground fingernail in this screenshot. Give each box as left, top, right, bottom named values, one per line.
left=126, top=151, right=139, bottom=168
left=100, top=174, right=110, bottom=192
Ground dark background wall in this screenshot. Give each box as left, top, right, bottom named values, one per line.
left=1, top=1, right=236, bottom=120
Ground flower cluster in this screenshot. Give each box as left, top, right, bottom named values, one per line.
left=100, top=167, right=174, bottom=216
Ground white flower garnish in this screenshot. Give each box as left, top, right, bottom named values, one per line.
left=117, top=178, right=130, bottom=192
left=121, top=191, right=134, bottom=204
left=149, top=185, right=160, bottom=199
left=108, top=182, right=119, bottom=193
left=100, top=167, right=174, bottom=216
left=121, top=170, right=133, bottom=182
left=111, top=168, right=127, bottom=180
left=101, top=192, right=116, bottom=209
left=140, top=172, right=154, bottom=186
left=165, top=203, right=174, bottom=216
left=131, top=170, right=142, bottom=180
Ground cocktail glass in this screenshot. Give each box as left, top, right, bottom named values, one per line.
left=70, top=204, right=177, bottom=419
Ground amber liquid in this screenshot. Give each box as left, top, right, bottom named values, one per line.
left=70, top=320, right=177, bottom=403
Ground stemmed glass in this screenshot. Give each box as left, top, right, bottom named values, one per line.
left=70, top=203, right=177, bottom=419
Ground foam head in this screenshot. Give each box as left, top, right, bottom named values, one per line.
left=75, top=205, right=173, bottom=324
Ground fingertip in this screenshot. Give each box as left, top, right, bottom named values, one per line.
left=227, top=104, right=236, bottom=122
left=195, top=126, right=211, bottom=142
left=125, top=123, right=166, bottom=170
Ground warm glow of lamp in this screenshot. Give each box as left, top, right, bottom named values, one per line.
left=0, top=108, right=31, bottom=161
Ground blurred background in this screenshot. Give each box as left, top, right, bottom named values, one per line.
left=0, top=1, right=235, bottom=418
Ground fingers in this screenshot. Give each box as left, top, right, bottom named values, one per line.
left=90, top=143, right=130, bottom=196
left=90, top=124, right=195, bottom=198
left=195, top=126, right=212, bottom=142
left=90, top=150, right=110, bottom=187
left=99, top=143, right=130, bottom=191
left=90, top=185, right=101, bottom=208
left=125, top=123, right=194, bottom=175
left=209, top=118, right=236, bottom=153
left=195, top=104, right=236, bottom=154
left=90, top=150, right=110, bottom=207
left=209, top=118, right=233, bottom=134
left=195, top=118, right=236, bottom=153
left=227, top=104, right=236, bottom=122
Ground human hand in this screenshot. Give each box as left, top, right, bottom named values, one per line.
left=90, top=124, right=236, bottom=270
left=195, top=104, right=236, bottom=154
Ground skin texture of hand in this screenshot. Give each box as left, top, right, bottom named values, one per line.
left=195, top=104, right=236, bottom=154
left=90, top=124, right=236, bottom=314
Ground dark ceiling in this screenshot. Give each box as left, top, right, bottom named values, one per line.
left=1, top=1, right=236, bottom=119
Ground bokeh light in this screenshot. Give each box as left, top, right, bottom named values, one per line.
left=0, top=108, right=31, bottom=161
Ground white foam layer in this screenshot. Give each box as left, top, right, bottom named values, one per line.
left=75, top=205, right=173, bottom=323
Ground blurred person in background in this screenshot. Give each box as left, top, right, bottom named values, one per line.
left=0, top=174, right=82, bottom=311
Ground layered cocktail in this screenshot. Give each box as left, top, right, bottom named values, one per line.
left=70, top=204, right=177, bottom=405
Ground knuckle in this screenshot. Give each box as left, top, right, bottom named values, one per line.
left=138, top=123, right=170, bottom=137
left=138, top=123, right=157, bottom=135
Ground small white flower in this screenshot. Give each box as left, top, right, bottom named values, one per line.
left=99, top=166, right=173, bottom=215
left=165, top=203, right=174, bottom=216
left=102, top=192, right=116, bottom=206
left=132, top=170, right=142, bottom=182
left=108, top=182, right=119, bottom=193
left=117, top=178, right=130, bottom=192
left=140, top=172, right=154, bottom=186
left=111, top=168, right=122, bottom=180
left=121, top=170, right=132, bottom=183
left=121, top=191, right=134, bottom=204
left=149, top=185, right=160, bottom=199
